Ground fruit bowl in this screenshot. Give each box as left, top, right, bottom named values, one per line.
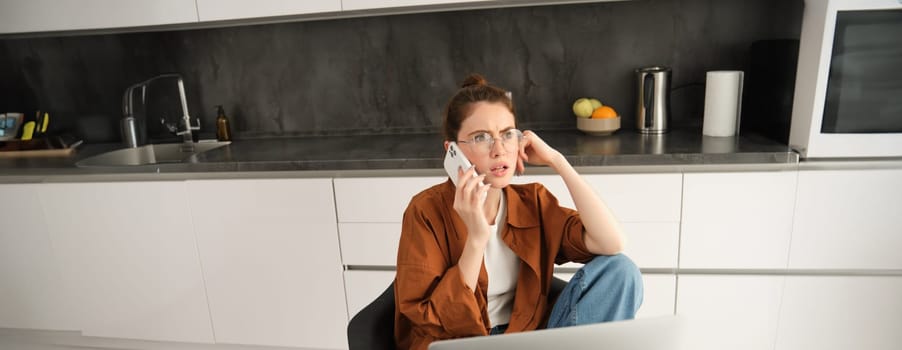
left=577, top=116, right=621, bottom=136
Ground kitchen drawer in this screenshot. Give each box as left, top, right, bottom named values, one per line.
left=339, top=222, right=676, bottom=269
left=335, top=173, right=681, bottom=224
left=339, top=223, right=402, bottom=266
left=344, top=270, right=396, bottom=320
left=789, top=169, right=902, bottom=270
left=513, top=173, right=683, bottom=222
left=334, top=177, right=445, bottom=223
left=621, top=222, right=678, bottom=269
left=680, top=171, right=797, bottom=269
left=547, top=222, right=679, bottom=270
left=676, top=274, right=785, bottom=350
left=336, top=173, right=681, bottom=268
left=775, top=276, right=902, bottom=350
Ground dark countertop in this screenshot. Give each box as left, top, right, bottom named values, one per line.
left=0, top=128, right=798, bottom=178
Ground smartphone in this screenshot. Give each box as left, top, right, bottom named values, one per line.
left=443, top=142, right=475, bottom=186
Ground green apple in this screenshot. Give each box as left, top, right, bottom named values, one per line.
left=589, top=98, right=603, bottom=110
left=572, top=98, right=594, bottom=118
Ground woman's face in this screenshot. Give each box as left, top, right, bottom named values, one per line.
left=455, top=101, right=519, bottom=189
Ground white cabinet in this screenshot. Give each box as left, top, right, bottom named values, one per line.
left=10, top=165, right=896, bottom=350
left=789, top=169, right=902, bottom=270
left=619, top=222, right=679, bottom=269
left=0, top=0, right=198, bottom=34
left=676, top=275, right=785, bottom=350
left=0, top=184, right=75, bottom=331
left=335, top=173, right=682, bottom=329
left=341, top=0, right=491, bottom=11
left=334, top=176, right=445, bottom=223
left=680, top=171, right=797, bottom=269
left=634, top=274, right=676, bottom=319
left=339, top=222, right=402, bottom=266
left=196, top=0, right=341, bottom=21
left=335, top=176, right=484, bottom=268
left=188, top=178, right=347, bottom=349
left=0, top=0, right=629, bottom=35
left=334, top=176, right=442, bottom=324
left=775, top=276, right=902, bottom=350
left=39, top=181, right=214, bottom=343
left=515, top=173, right=682, bottom=269
left=335, top=174, right=682, bottom=270
left=514, top=173, right=683, bottom=222
left=344, top=270, right=396, bottom=319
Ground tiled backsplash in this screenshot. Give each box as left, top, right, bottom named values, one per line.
left=0, top=0, right=802, bottom=142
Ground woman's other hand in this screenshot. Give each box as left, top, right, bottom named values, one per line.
left=453, top=166, right=492, bottom=243
left=517, top=130, right=564, bottom=174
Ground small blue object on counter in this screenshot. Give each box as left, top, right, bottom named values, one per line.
left=0, top=112, right=25, bottom=141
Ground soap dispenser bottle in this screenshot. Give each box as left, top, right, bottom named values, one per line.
left=215, top=105, right=232, bottom=141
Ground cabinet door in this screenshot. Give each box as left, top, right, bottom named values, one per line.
left=0, top=0, right=198, bottom=34
left=789, top=169, right=902, bottom=269
left=619, top=222, right=679, bottom=269
left=0, top=184, right=75, bottom=331
left=636, top=274, right=676, bottom=319
left=339, top=222, right=401, bottom=266
left=515, top=173, right=682, bottom=269
left=341, top=0, right=490, bottom=11
left=339, top=221, right=679, bottom=270
left=680, top=171, right=797, bottom=269
left=334, top=176, right=445, bottom=223
left=188, top=178, right=347, bottom=349
left=344, top=270, right=395, bottom=319
left=775, top=276, right=902, bottom=350
left=514, top=173, right=683, bottom=222
left=676, top=275, right=784, bottom=350
left=40, top=181, right=213, bottom=343
left=196, top=0, right=341, bottom=21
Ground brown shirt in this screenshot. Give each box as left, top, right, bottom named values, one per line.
left=394, top=180, right=594, bottom=350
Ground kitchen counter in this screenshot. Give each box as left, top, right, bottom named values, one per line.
left=0, top=128, right=798, bottom=181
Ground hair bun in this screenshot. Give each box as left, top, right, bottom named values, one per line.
left=460, top=74, right=488, bottom=88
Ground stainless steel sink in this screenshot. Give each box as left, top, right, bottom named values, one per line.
left=76, top=141, right=230, bottom=167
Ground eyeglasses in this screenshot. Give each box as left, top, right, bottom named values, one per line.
left=457, top=129, right=523, bottom=154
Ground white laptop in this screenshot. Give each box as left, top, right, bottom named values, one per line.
left=428, top=315, right=686, bottom=350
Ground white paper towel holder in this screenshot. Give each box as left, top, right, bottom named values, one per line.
left=703, top=70, right=744, bottom=137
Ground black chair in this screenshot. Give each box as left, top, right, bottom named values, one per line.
left=347, top=281, right=398, bottom=350
left=347, top=277, right=569, bottom=350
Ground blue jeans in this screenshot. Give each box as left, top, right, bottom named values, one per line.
left=547, top=254, right=644, bottom=328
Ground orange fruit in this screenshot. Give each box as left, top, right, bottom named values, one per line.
left=591, top=106, right=617, bottom=119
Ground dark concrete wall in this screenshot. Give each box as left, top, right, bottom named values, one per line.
left=0, top=0, right=802, bottom=142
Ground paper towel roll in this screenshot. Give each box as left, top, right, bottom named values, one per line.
left=703, top=70, right=744, bottom=137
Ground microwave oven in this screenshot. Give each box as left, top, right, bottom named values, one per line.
left=789, top=0, right=902, bottom=159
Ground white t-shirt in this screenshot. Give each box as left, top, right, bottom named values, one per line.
left=484, top=193, right=520, bottom=327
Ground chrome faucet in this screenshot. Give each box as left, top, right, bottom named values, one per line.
left=121, top=73, right=200, bottom=151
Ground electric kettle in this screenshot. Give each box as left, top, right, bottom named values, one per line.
left=635, top=66, right=672, bottom=134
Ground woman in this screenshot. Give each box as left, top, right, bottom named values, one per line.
left=394, top=74, right=643, bottom=350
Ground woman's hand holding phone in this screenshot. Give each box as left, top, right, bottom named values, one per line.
left=453, top=166, right=491, bottom=240
left=444, top=144, right=491, bottom=244
left=453, top=166, right=492, bottom=291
